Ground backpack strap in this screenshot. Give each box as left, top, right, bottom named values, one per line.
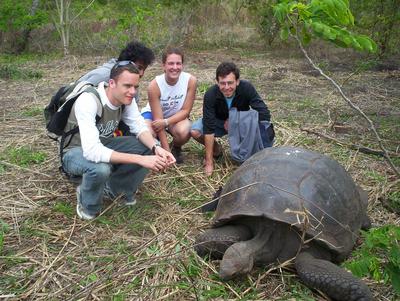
left=59, top=87, right=103, bottom=177
left=84, top=87, right=103, bottom=117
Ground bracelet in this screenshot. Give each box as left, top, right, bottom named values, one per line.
left=164, top=119, right=169, bottom=127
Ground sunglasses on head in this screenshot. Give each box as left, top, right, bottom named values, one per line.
left=114, top=60, right=137, bottom=68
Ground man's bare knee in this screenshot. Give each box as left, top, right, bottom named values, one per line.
left=191, top=129, right=201, bottom=139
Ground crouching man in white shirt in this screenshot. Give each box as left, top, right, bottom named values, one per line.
left=62, top=61, right=175, bottom=220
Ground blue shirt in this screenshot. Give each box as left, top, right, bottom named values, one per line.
left=225, top=95, right=234, bottom=109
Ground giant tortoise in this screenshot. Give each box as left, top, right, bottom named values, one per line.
left=195, top=146, right=372, bottom=301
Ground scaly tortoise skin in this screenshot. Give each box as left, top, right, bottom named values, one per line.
left=195, top=146, right=373, bottom=301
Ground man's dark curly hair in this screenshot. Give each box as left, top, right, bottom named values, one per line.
left=117, top=40, right=155, bottom=67
left=216, top=62, right=240, bottom=81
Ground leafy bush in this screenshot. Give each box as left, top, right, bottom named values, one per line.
left=0, top=0, right=47, bottom=32
left=0, top=0, right=48, bottom=53
left=0, top=65, right=42, bottom=80
left=344, top=225, right=400, bottom=295
left=247, top=0, right=281, bottom=45
left=273, top=0, right=377, bottom=53
left=351, top=0, right=400, bottom=56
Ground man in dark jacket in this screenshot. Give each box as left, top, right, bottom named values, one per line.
left=191, top=61, right=273, bottom=176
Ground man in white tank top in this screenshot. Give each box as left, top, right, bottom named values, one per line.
left=141, top=47, right=197, bottom=163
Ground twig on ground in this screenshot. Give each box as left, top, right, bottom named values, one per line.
left=0, top=160, right=52, bottom=178
left=301, top=127, right=400, bottom=157
left=21, top=217, right=77, bottom=299
left=134, top=182, right=261, bottom=258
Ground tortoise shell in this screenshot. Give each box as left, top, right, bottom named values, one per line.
left=213, top=147, right=368, bottom=260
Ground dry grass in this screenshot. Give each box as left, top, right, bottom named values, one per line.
left=0, top=48, right=399, bottom=300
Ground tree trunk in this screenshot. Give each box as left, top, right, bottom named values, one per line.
left=54, top=0, right=71, bottom=56
left=15, top=0, right=41, bottom=53
left=53, top=0, right=94, bottom=56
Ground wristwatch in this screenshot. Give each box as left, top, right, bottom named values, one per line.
left=151, top=141, right=161, bottom=154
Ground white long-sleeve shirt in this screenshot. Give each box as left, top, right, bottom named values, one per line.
left=73, top=82, right=149, bottom=163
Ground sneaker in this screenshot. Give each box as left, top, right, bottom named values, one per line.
left=104, top=184, right=137, bottom=206
left=122, top=190, right=138, bottom=206
left=124, top=196, right=137, bottom=206
left=170, top=144, right=184, bottom=164
left=76, top=186, right=96, bottom=220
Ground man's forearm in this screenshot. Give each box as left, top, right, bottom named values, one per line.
left=165, top=109, right=190, bottom=125
left=110, top=151, right=141, bottom=165
left=138, top=130, right=158, bottom=150
left=158, top=130, right=169, bottom=150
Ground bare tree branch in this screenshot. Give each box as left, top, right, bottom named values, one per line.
left=70, top=0, right=96, bottom=24
left=51, top=0, right=96, bottom=56
left=293, top=33, right=399, bottom=178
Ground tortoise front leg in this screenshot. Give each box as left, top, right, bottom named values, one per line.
left=295, top=252, right=373, bottom=301
left=194, top=225, right=252, bottom=259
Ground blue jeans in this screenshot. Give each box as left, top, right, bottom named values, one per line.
left=62, top=136, right=151, bottom=215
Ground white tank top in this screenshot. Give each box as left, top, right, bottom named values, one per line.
left=142, top=71, right=191, bottom=118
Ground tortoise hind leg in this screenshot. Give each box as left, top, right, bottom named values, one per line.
left=295, top=251, right=373, bottom=301
left=194, top=225, right=252, bottom=259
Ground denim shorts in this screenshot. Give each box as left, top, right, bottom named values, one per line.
left=191, top=118, right=227, bottom=137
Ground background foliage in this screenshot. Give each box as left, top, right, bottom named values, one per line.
left=273, top=0, right=377, bottom=52
left=350, top=0, right=400, bottom=57
left=344, top=225, right=400, bottom=294
left=0, top=0, right=398, bottom=57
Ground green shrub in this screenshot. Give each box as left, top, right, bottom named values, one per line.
left=344, top=225, right=400, bottom=295
left=351, top=1, right=400, bottom=56
left=0, top=64, right=42, bottom=80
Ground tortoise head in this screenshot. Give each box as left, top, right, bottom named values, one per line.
left=219, top=242, right=254, bottom=280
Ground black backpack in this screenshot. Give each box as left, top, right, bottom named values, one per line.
left=44, top=81, right=103, bottom=175
left=44, top=81, right=102, bottom=140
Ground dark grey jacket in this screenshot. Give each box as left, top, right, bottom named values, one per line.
left=77, top=58, right=116, bottom=85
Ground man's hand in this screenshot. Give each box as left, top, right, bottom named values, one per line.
left=139, top=155, right=170, bottom=172
left=224, top=119, right=229, bottom=132
left=203, top=158, right=214, bottom=176
left=155, top=146, right=176, bottom=165
left=152, top=119, right=167, bottom=133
